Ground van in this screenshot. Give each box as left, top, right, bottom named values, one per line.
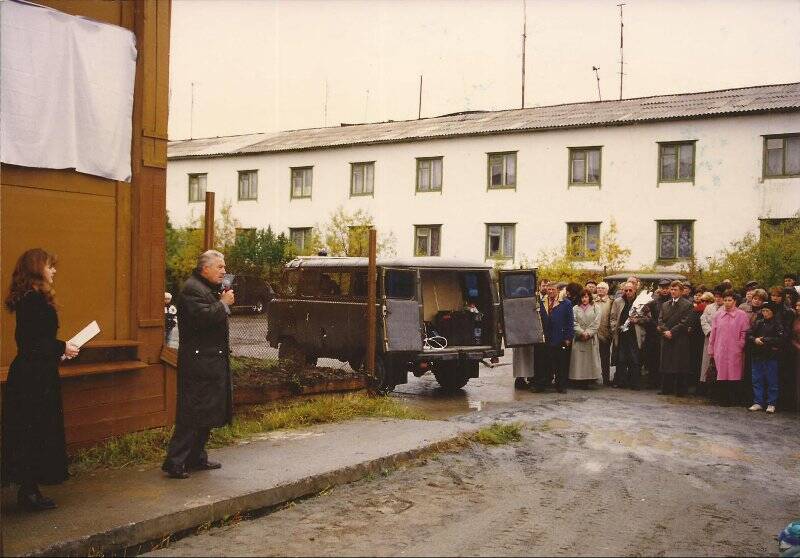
left=222, top=273, right=274, bottom=314
left=266, top=256, right=543, bottom=392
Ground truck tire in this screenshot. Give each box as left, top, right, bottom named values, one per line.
left=278, top=338, right=305, bottom=370
left=369, top=356, right=397, bottom=396
left=433, top=361, right=471, bottom=391
left=253, top=299, right=265, bottom=314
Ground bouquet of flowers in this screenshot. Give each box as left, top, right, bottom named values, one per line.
left=620, top=290, right=653, bottom=332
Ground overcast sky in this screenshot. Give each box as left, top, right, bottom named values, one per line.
left=168, top=0, right=800, bottom=140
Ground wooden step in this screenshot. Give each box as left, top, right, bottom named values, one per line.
left=1, top=360, right=149, bottom=383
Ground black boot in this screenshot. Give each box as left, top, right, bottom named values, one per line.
left=18, top=484, right=56, bottom=511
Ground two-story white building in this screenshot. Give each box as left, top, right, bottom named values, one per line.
left=167, top=82, right=800, bottom=269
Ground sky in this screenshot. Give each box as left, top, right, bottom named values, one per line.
left=168, top=0, right=800, bottom=140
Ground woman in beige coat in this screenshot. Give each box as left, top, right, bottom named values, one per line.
left=570, top=289, right=602, bottom=385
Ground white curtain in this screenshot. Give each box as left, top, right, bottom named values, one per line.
left=1, top=0, right=137, bottom=182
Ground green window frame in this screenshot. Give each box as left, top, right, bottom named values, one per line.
left=487, top=152, right=517, bottom=189
left=568, top=147, right=602, bottom=186
left=188, top=173, right=207, bottom=202
left=416, top=157, right=443, bottom=192
left=763, top=134, right=800, bottom=178
left=237, top=170, right=258, bottom=200
left=289, top=227, right=312, bottom=252
left=486, top=223, right=515, bottom=260
left=414, top=225, right=441, bottom=257
left=350, top=162, right=375, bottom=196
left=290, top=167, right=313, bottom=199
left=566, top=222, right=601, bottom=260
left=759, top=218, right=800, bottom=238
left=656, top=220, right=694, bottom=262
left=658, top=141, right=696, bottom=183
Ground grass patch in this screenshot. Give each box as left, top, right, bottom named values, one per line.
left=471, top=422, right=523, bottom=445
left=70, top=393, right=428, bottom=476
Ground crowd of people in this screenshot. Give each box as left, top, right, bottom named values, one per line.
left=514, top=273, right=800, bottom=414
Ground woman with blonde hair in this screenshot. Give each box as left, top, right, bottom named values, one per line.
left=2, top=249, right=79, bottom=511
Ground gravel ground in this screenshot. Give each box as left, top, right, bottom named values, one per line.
left=145, top=378, right=799, bottom=557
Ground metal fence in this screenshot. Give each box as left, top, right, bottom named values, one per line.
left=166, top=312, right=355, bottom=372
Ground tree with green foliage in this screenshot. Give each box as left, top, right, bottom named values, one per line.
left=322, top=206, right=396, bottom=257
left=688, top=216, right=800, bottom=288
left=225, top=227, right=296, bottom=282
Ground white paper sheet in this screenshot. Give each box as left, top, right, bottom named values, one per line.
left=68, top=321, right=101, bottom=348
left=0, top=0, right=137, bottom=182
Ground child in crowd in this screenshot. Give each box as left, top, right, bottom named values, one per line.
left=747, top=302, right=784, bottom=413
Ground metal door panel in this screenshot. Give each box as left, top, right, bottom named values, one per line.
left=498, top=269, right=543, bottom=347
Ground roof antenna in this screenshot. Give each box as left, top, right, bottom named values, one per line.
left=521, top=0, right=528, bottom=109
left=418, top=75, right=423, bottom=119
left=617, top=3, right=626, bottom=100
left=592, top=66, right=602, bottom=101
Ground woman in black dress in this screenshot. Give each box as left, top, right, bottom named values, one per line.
left=2, top=248, right=79, bottom=511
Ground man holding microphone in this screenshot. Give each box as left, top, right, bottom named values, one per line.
left=162, top=250, right=234, bottom=479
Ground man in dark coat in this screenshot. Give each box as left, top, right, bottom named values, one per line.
left=162, top=250, right=235, bottom=479
left=639, top=279, right=671, bottom=388
left=657, top=280, right=694, bottom=396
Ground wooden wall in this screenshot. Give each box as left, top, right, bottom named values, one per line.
left=0, top=0, right=174, bottom=449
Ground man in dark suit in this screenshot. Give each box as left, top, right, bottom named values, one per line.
left=162, top=250, right=235, bottom=479
left=657, top=280, right=694, bottom=396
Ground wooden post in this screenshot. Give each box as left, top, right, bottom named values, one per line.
left=366, top=228, right=377, bottom=378
left=203, top=191, right=215, bottom=251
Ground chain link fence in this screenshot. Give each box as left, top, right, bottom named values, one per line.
left=167, top=312, right=356, bottom=372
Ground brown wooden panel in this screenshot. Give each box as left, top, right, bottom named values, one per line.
left=0, top=164, right=117, bottom=196
left=32, top=0, right=129, bottom=28
left=62, top=372, right=164, bottom=410
left=0, top=186, right=118, bottom=367
left=65, top=394, right=165, bottom=427
left=66, top=410, right=170, bottom=450
left=61, top=364, right=164, bottom=393
left=115, top=181, right=133, bottom=340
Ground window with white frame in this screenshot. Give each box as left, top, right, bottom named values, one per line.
left=291, top=167, right=313, bottom=199
left=238, top=170, right=258, bottom=200
left=487, top=152, right=517, bottom=189
left=188, top=173, right=207, bottom=202
left=414, top=225, right=441, bottom=256
left=350, top=162, right=375, bottom=196
left=416, top=157, right=443, bottom=192
left=486, top=224, right=515, bottom=259
left=657, top=221, right=694, bottom=261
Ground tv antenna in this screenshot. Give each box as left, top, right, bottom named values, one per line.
left=617, top=3, right=626, bottom=100
left=592, top=66, right=602, bottom=101
left=521, top=0, right=528, bottom=108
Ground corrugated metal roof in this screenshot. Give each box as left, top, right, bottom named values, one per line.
left=168, top=82, right=800, bottom=159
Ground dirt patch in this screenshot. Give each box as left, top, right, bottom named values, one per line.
left=231, top=357, right=366, bottom=405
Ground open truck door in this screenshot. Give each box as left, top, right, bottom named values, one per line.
left=498, top=269, right=544, bottom=347
left=381, top=268, right=423, bottom=352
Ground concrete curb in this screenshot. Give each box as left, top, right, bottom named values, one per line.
left=26, top=433, right=472, bottom=557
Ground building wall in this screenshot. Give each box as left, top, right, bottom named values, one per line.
left=167, top=112, right=800, bottom=269
left=1, top=0, right=173, bottom=450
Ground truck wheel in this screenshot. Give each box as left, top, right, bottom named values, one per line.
left=433, top=361, right=470, bottom=391
left=253, top=299, right=265, bottom=314
left=369, top=356, right=396, bottom=396
left=278, top=339, right=305, bottom=370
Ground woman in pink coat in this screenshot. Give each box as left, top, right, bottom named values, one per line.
left=708, top=290, right=751, bottom=406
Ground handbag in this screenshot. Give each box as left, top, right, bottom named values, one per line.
left=706, top=357, right=718, bottom=383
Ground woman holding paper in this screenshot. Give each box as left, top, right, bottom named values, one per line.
left=2, top=248, right=78, bottom=511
